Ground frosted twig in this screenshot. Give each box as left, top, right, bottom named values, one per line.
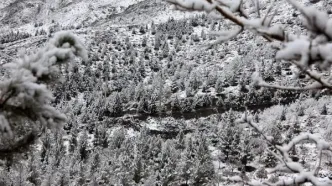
left=236, top=113, right=332, bottom=185
left=208, top=28, right=243, bottom=47
left=289, top=60, right=332, bottom=90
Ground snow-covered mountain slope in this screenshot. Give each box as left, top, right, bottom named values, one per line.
left=0, top=0, right=199, bottom=33
left=99, top=0, right=199, bottom=27
left=0, top=0, right=146, bottom=28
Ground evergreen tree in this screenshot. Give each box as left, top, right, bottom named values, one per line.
left=218, top=114, right=241, bottom=165
left=79, top=130, right=89, bottom=162
left=41, top=174, right=52, bottom=186
left=69, top=121, right=79, bottom=153
left=77, top=163, right=86, bottom=185
left=142, top=36, right=148, bottom=47
left=280, top=107, right=287, bottom=121
left=178, top=147, right=195, bottom=185
left=193, top=136, right=215, bottom=185
left=297, top=104, right=305, bottom=116
left=55, top=171, right=69, bottom=186
left=139, top=26, right=146, bottom=34
left=110, top=127, right=126, bottom=149
left=90, top=152, right=100, bottom=176
left=27, top=153, right=41, bottom=185
left=215, top=76, right=224, bottom=94
left=133, top=157, right=145, bottom=184
left=151, top=23, right=156, bottom=35
left=175, top=130, right=186, bottom=150
left=262, top=146, right=278, bottom=168
left=201, top=29, right=207, bottom=40
left=154, top=34, right=161, bottom=50
left=321, top=103, right=328, bottom=115
left=107, top=92, right=123, bottom=117
left=162, top=41, right=169, bottom=58
left=40, top=132, right=51, bottom=165
left=53, top=130, right=65, bottom=168
left=158, top=140, right=179, bottom=186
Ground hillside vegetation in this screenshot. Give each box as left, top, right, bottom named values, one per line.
left=1, top=0, right=332, bottom=185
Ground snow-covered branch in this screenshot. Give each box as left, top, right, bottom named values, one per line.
left=166, top=0, right=332, bottom=91
left=0, top=31, right=87, bottom=150
left=233, top=113, right=332, bottom=186
left=164, top=0, right=332, bottom=184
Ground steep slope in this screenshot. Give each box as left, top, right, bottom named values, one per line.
left=101, top=0, right=195, bottom=27
left=0, top=0, right=146, bottom=28
left=0, top=0, right=43, bottom=26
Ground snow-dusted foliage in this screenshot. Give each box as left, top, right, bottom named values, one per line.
left=0, top=31, right=87, bottom=151
left=3, top=0, right=332, bottom=185
left=233, top=113, right=332, bottom=186
left=166, top=0, right=332, bottom=91
left=165, top=0, right=332, bottom=185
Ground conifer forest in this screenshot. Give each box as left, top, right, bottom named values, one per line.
left=2, top=0, right=332, bottom=185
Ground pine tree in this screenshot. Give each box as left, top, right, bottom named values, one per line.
left=154, top=34, right=161, bottom=50
left=215, top=76, right=224, bottom=94
left=139, top=25, right=146, bottom=34
left=77, top=163, right=86, bottom=185
left=110, top=127, right=126, bottom=149
left=79, top=130, right=89, bottom=162
left=201, top=29, right=207, bottom=40
left=69, top=121, right=79, bottom=153
left=93, top=126, right=101, bottom=148
left=41, top=174, right=52, bottom=186
left=162, top=41, right=169, bottom=58
left=193, top=136, right=215, bottom=185
left=176, top=130, right=186, bottom=150
left=178, top=148, right=194, bottom=185
left=297, top=104, right=305, bottom=116
left=103, top=59, right=111, bottom=81
left=255, top=167, right=268, bottom=179
left=53, top=129, right=65, bottom=168
left=90, top=152, right=100, bottom=176
left=321, top=103, right=328, bottom=115
left=158, top=140, right=179, bottom=186
left=238, top=134, right=255, bottom=172
left=55, top=171, right=69, bottom=186
left=133, top=157, right=144, bottom=184
left=218, top=113, right=241, bottom=165
left=151, top=21, right=156, bottom=35
left=101, top=123, right=109, bottom=148
left=107, top=92, right=123, bottom=117
left=138, top=60, right=146, bottom=78
left=263, top=146, right=278, bottom=168
left=144, top=173, right=157, bottom=186
left=280, top=107, right=287, bottom=121
left=26, top=153, right=41, bottom=185
left=40, top=133, right=51, bottom=165
left=142, top=36, right=148, bottom=47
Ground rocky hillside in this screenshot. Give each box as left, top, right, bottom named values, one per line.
left=0, top=0, right=147, bottom=28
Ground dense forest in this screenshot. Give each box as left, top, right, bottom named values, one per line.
left=1, top=0, right=332, bottom=185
